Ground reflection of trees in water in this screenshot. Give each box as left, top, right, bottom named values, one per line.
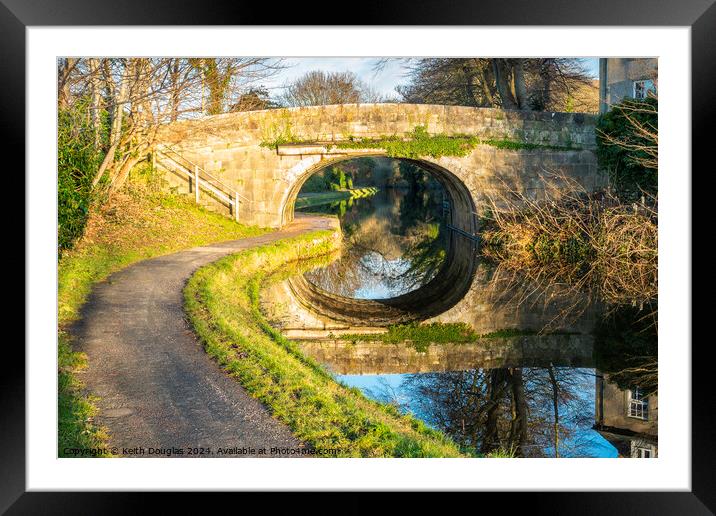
left=594, top=305, right=658, bottom=396
left=377, top=367, right=598, bottom=457
left=481, top=258, right=600, bottom=332
left=303, top=163, right=448, bottom=299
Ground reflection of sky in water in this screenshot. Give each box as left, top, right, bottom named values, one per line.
left=337, top=369, right=618, bottom=458
left=354, top=253, right=413, bottom=299
left=301, top=183, right=447, bottom=300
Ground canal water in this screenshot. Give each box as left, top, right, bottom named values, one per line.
left=299, top=184, right=448, bottom=299
left=289, top=158, right=657, bottom=459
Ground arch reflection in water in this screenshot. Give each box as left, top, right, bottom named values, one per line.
left=287, top=156, right=479, bottom=326
left=297, top=157, right=459, bottom=300
left=303, top=188, right=449, bottom=300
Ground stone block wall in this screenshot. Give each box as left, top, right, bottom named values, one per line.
left=155, top=104, right=603, bottom=227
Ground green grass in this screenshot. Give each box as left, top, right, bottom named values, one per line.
left=295, top=187, right=379, bottom=210
left=332, top=126, right=580, bottom=158
left=340, top=323, right=542, bottom=351
left=184, top=229, right=468, bottom=457
left=262, top=125, right=581, bottom=159
left=480, top=138, right=576, bottom=152
left=58, top=184, right=270, bottom=457
left=334, top=126, right=479, bottom=159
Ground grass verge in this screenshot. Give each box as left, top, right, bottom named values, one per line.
left=184, top=229, right=468, bottom=457
left=58, top=184, right=270, bottom=457
left=295, top=187, right=378, bottom=210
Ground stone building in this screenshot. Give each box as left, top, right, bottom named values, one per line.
left=594, top=372, right=658, bottom=458
left=598, top=58, right=658, bottom=113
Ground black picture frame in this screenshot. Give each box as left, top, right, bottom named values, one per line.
left=5, top=0, right=708, bottom=512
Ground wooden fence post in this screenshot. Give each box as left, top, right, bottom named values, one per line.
left=234, top=192, right=239, bottom=222
left=194, top=165, right=200, bottom=204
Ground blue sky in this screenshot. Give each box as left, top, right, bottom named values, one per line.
left=261, top=57, right=600, bottom=100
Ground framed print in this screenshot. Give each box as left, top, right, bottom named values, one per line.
left=6, top=0, right=709, bottom=511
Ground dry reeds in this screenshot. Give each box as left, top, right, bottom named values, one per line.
left=480, top=172, right=657, bottom=327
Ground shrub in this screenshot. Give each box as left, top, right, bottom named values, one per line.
left=57, top=99, right=108, bottom=252
left=596, top=96, right=657, bottom=201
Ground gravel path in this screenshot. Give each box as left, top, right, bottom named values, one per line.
left=70, top=215, right=334, bottom=458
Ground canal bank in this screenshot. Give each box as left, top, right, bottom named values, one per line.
left=184, top=223, right=474, bottom=458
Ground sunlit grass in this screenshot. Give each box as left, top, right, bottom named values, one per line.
left=58, top=184, right=270, bottom=457
left=184, top=230, right=469, bottom=457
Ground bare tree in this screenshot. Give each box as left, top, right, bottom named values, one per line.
left=57, top=58, right=79, bottom=110
left=281, top=70, right=380, bottom=107
left=60, top=57, right=284, bottom=197
left=396, top=58, right=595, bottom=112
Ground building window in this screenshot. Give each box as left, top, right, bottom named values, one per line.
left=628, top=387, right=649, bottom=420
left=631, top=441, right=657, bottom=458
left=633, top=79, right=655, bottom=100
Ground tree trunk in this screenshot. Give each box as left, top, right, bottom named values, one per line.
left=512, top=59, right=529, bottom=110
left=508, top=368, right=528, bottom=456
left=492, top=59, right=518, bottom=109
left=475, top=59, right=497, bottom=107
left=108, top=152, right=143, bottom=194
left=540, top=59, right=553, bottom=111
left=461, top=63, right=478, bottom=106
left=92, top=59, right=132, bottom=187
left=88, top=58, right=102, bottom=149
left=169, top=59, right=181, bottom=122
left=58, top=58, right=78, bottom=110
left=480, top=369, right=508, bottom=455
left=547, top=365, right=560, bottom=458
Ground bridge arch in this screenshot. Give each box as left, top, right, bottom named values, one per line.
left=279, top=153, right=478, bottom=235
left=276, top=153, right=480, bottom=326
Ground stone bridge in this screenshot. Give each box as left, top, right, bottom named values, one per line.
left=155, top=103, right=604, bottom=230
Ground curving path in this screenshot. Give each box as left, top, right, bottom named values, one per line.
left=70, top=214, right=336, bottom=457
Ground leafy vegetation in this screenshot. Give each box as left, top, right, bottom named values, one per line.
left=258, top=136, right=316, bottom=150
left=58, top=181, right=269, bottom=456
left=300, top=166, right=355, bottom=193
left=596, top=96, right=658, bottom=201
left=340, top=323, right=541, bottom=352
left=184, top=231, right=470, bottom=457
left=262, top=125, right=581, bottom=157
left=58, top=99, right=108, bottom=252
left=295, top=188, right=378, bottom=210
left=480, top=138, right=575, bottom=151
left=335, top=126, right=479, bottom=158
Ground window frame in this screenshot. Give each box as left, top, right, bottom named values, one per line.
left=628, top=387, right=650, bottom=420
left=633, top=79, right=655, bottom=99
